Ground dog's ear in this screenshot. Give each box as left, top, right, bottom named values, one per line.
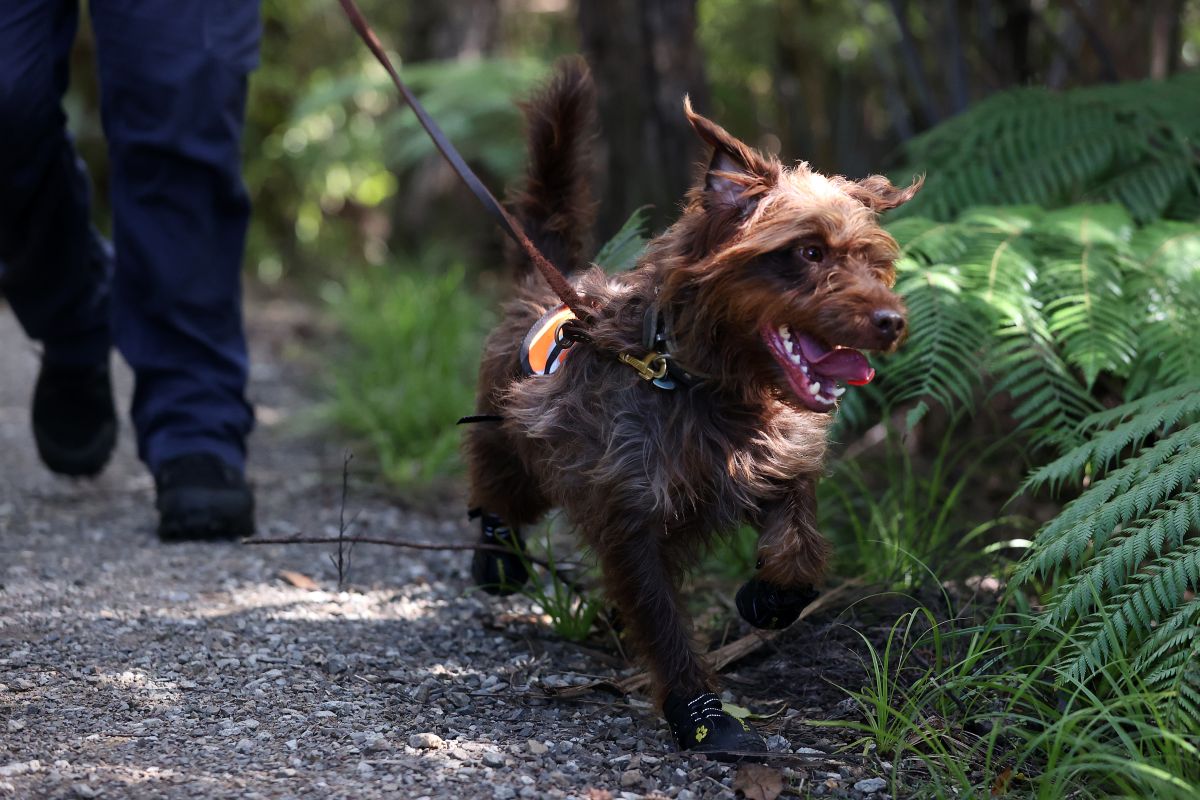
left=849, top=174, right=924, bottom=213
left=684, top=96, right=776, bottom=213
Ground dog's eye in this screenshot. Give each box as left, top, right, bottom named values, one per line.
left=799, top=246, right=824, bottom=263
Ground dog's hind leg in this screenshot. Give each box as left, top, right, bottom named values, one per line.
left=737, top=478, right=829, bottom=630
left=463, top=423, right=550, bottom=596
left=589, top=522, right=766, bottom=756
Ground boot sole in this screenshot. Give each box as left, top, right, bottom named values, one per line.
left=158, top=488, right=255, bottom=541
left=33, top=420, right=118, bottom=478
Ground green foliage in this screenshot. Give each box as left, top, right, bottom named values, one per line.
left=893, top=73, right=1200, bottom=224
left=1013, top=388, right=1200, bottom=727
left=820, top=426, right=1021, bottom=589
left=594, top=206, right=652, bottom=273
left=864, top=78, right=1200, bottom=761
left=327, top=264, right=491, bottom=485
left=823, top=606, right=1200, bottom=798
left=511, top=529, right=603, bottom=643
left=878, top=206, right=1200, bottom=451
left=702, top=524, right=761, bottom=582
left=288, top=56, right=547, bottom=183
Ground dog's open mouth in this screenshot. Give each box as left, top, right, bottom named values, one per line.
left=761, top=324, right=875, bottom=412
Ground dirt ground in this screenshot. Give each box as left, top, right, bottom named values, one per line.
left=0, top=297, right=905, bottom=800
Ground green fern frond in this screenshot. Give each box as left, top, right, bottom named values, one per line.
left=883, top=263, right=996, bottom=416
left=1065, top=542, right=1200, bottom=683
left=1024, top=384, right=1200, bottom=491
left=595, top=206, right=651, bottom=273
left=1137, top=601, right=1200, bottom=734
left=1046, top=488, right=1200, bottom=626
left=1017, top=420, right=1200, bottom=582
left=1020, top=384, right=1200, bottom=732
left=1126, top=223, right=1200, bottom=396
left=990, top=328, right=1101, bottom=452
left=893, top=73, right=1200, bottom=222
left=881, top=203, right=1198, bottom=449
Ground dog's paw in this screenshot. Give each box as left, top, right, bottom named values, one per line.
left=735, top=577, right=818, bottom=630
left=470, top=512, right=531, bottom=596
left=663, top=691, right=767, bottom=759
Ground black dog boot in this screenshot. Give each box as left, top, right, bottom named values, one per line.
left=664, top=691, right=768, bottom=758
left=736, top=576, right=819, bottom=630
left=469, top=510, right=530, bottom=596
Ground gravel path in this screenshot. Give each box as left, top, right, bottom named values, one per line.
left=0, top=300, right=888, bottom=799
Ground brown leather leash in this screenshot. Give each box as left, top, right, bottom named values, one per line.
left=335, top=0, right=595, bottom=326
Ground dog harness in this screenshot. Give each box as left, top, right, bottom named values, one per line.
left=520, top=304, right=576, bottom=377
left=519, top=303, right=706, bottom=390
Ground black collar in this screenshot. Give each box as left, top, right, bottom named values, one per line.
left=641, top=303, right=708, bottom=390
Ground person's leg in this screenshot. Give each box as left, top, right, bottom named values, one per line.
left=89, top=0, right=261, bottom=535
left=89, top=1, right=259, bottom=468
left=0, top=0, right=118, bottom=476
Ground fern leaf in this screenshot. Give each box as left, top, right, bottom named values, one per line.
left=1065, top=543, right=1200, bottom=684
left=1046, top=488, right=1200, bottom=626
left=1024, top=387, right=1200, bottom=491
left=594, top=206, right=651, bottom=273
left=1017, top=422, right=1200, bottom=581
left=893, top=73, right=1200, bottom=222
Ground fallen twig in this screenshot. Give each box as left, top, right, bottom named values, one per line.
left=245, top=534, right=577, bottom=575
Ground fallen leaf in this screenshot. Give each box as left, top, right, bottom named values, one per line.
left=722, top=702, right=752, bottom=719
left=733, top=762, right=784, bottom=800
left=991, top=767, right=1013, bottom=796
left=278, top=570, right=319, bottom=590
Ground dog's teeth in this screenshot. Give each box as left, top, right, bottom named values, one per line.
left=831, top=385, right=846, bottom=398
left=778, top=325, right=791, bottom=340
left=800, top=364, right=808, bottom=374
left=809, top=382, right=821, bottom=395
left=789, top=352, right=802, bottom=364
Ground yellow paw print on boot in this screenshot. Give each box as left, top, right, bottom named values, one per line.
left=694, top=725, right=709, bottom=743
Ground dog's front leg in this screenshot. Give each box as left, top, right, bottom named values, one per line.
left=590, top=521, right=766, bottom=754
left=736, top=477, right=829, bottom=630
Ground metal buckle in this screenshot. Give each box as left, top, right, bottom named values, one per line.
left=619, top=351, right=669, bottom=381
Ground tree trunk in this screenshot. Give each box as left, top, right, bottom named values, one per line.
left=578, top=0, right=710, bottom=239
left=388, top=0, right=501, bottom=257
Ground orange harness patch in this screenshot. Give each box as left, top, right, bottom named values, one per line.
left=520, top=304, right=577, bottom=377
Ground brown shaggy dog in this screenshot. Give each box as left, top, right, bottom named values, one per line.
left=464, top=59, right=920, bottom=755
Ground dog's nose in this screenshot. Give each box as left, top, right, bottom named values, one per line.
left=872, top=309, right=905, bottom=341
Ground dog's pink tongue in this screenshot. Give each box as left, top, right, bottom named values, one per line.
left=796, top=334, right=875, bottom=385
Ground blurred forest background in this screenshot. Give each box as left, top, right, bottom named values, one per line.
left=64, top=0, right=1200, bottom=281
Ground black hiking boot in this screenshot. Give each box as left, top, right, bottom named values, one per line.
left=155, top=454, right=255, bottom=541
left=736, top=576, right=819, bottom=630
left=663, top=690, right=768, bottom=759
left=32, top=361, right=118, bottom=477
left=469, top=510, right=530, bottom=596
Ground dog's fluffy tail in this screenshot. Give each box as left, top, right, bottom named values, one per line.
left=506, top=56, right=597, bottom=278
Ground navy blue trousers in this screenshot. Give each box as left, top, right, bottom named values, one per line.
left=0, top=0, right=261, bottom=473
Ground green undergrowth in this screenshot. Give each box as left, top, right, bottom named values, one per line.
left=820, top=425, right=1026, bottom=589
left=326, top=262, right=491, bottom=485
left=820, top=601, right=1200, bottom=798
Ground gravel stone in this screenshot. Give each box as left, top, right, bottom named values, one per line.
left=854, top=777, right=888, bottom=793
left=409, top=732, right=445, bottom=750
left=620, top=769, right=644, bottom=787
left=766, top=734, right=791, bottom=752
